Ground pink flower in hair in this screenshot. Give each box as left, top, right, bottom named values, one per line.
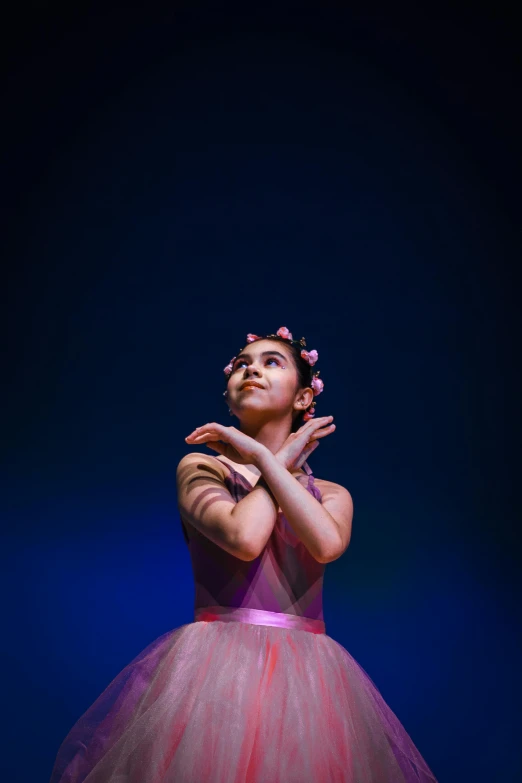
left=311, top=376, right=324, bottom=395
left=246, top=333, right=261, bottom=343
left=301, top=349, right=318, bottom=366
left=224, top=357, right=236, bottom=376
left=277, top=326, right=293, bottom=340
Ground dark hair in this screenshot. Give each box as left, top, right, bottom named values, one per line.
left=226, top=336, right=314, bottom=432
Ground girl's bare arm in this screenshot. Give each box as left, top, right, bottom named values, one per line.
left=176, top=453, right=278, bottom=560
left=254, top=448, right=353, bottom=563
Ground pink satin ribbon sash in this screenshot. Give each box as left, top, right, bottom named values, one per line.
left=194, top=605, right=326, bottom=634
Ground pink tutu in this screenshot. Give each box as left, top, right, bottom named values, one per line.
left=49, top=607, right=437, bottom=782
left=50, top=459, right=438, bottom=782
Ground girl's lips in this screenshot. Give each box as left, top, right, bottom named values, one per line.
left=240, top=384, right=263, bottom=391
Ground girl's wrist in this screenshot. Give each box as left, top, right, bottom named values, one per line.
left=254, top=475, right=278, bottom=505
left=251, top=443, right=271, bottom=469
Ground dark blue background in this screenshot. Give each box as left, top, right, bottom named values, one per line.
left=2, top=5, right=521, bottom=781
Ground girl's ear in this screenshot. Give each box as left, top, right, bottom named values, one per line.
left=294, top=387, right=314, bottom=412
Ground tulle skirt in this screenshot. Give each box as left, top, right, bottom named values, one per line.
left=50, top=607, right=438, bottom=783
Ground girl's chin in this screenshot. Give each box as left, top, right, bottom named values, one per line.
left=235, top=409, right=282, bottom=421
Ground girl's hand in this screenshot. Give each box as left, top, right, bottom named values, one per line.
left=185, top=423, right=268, bottom=467
left=275, top=416, right=336, bottom=471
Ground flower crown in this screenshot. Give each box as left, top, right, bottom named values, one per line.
left=223, top=326, right=324, bottom=421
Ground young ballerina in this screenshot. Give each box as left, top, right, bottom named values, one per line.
left=49, top=326, right=438, bottom=782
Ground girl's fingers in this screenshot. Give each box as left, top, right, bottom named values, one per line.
left=312, top=416, right=334, bottom=429
left=308, top=424, right=335, bottom=440
left=186, top=422, right=223, bottom=438
left=206, top=442, right=226, bottom=453
left=304, top=441, right=320, bottom=455
left=186, top=423, right=222, bottom=441
left=299, top=416, right=334, bottom=435
left=189, top=432, right=219, bottom=442
left=320, top=424, right=336, bottom=436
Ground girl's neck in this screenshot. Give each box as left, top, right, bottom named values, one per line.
left=238, top=416, right=294, bottom=457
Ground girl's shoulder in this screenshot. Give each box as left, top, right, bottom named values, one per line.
left=176, top=451, right=230, bottom=485
left=312, top=477, right=331, bottom=493
left=312, top=476, right=353, bottom=501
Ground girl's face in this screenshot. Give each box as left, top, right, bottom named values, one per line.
left=226, top=339, right=303, bottom=422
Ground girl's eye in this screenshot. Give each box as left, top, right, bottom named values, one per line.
left=234, top=357, right=280, bottom=370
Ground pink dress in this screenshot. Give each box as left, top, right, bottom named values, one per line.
left=49, top=458, right=438, bottom=783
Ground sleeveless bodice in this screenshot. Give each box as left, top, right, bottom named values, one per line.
left=180, top=459, right=326, bottom=622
